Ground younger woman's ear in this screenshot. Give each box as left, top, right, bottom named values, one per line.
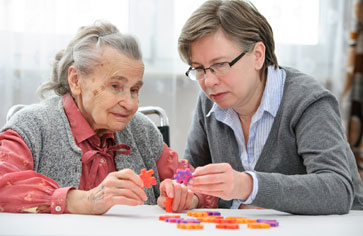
left=68, top=66, right=81, bottom=96
left=252, top=42, right=266, bottom=70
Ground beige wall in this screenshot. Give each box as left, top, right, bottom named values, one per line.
left=139, top=73, right=201, bottom=157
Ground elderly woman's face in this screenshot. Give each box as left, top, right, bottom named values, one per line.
left=73, top=46, right=144, bottom=136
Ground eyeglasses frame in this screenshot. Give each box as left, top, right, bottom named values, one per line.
left=185, top=50, right=248, bottom=81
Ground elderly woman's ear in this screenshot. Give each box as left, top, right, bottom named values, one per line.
left=68, top=66, right=81, bottom=96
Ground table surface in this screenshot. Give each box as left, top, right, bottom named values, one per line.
left=0, top=205, right=362, bottom=236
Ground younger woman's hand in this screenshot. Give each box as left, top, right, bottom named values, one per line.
left=188, top=163, right=253, bottom=201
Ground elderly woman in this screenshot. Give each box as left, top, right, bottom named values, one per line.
left=0, top=22, right=207, bottom=214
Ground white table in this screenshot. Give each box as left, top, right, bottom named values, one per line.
left=0, top=205, right=362, bottom=235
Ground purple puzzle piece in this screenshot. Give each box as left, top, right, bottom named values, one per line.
left=166, top=218, right=185, bottom=223
left=173, top=168, right=193, bottom=185
left=257, top=219, right=279, bottom=227
left=180, top=219, right=201, bottom=224
left=206, top=211, right=221, bottom=216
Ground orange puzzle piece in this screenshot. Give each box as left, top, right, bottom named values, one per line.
left=225, top=216, right=253, bottom=224
left=216, top=223, right=239, bottom=229
left=159, top=215, right=181, bottom=221
left=187, top=211, right=209, bottom=217
left=215, top=219, right=237, bottom=224
left=177, top=223, right=204, bottom=230
left=164, top=197, right=173, bottom=212
left=139, top=168, right=156, bottom=188
left=247, top=223, right=271, bottom=229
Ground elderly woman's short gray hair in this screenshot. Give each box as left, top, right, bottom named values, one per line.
left=38, top=21, right=142, bottom=98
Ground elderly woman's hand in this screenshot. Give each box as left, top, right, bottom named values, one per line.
left=157, top=178, right=198, bottom=212
left=187, top=163, right=253, bottom=201
left=66, top=169, right=147, bottom=215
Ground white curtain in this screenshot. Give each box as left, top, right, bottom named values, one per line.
left=0, top=0, right=130, bottom=124
left=253, top=0, right=352, bottom=97
left=0, top=0, right=353, bottom=155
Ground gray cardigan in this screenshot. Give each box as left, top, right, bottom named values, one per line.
left=2, top=96, right=163, bottom=204
left=184, top=67, right=363, bottom=214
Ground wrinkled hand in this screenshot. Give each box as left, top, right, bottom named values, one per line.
left=188, top=163, right=252, bottom=201
left=157, top=179, right=198, bottom=212
left=66, top=169, right=147, bottom=215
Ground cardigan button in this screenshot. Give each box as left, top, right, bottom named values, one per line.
left=55, top=206, right=62, bottom=212
left=100, top=159, right=105, bottom=164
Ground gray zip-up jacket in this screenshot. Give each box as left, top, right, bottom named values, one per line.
left=184, top=67, right=363, bottom=214
left=2, top=96, right=163, bottom=204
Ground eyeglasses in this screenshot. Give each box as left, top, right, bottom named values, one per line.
left=185, top=51, right=248, bottom=81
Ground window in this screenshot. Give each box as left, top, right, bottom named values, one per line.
left=252, top=0, right=320, bottom=45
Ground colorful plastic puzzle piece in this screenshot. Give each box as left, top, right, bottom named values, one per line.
left=263, top=221, right=278, bottom=227
left=177, top=223, right=204, bottom=230
left=245, top=218, right=257, bottom=223
left=173, top=168, right=193, bottom=185
left=216, top=223, right=239, bottom=229
left=139, top=168, right=156, bottom=188
left=215, top=219, right=237, bottom=224
left=225, top=216, right=256, bottom=224
left=225, top=216, right=250, bottom=224
left=179, top=219, right=200, bottom=224
left=206, top=211, right=221, bottom=216
left=197, top=216, right=224, bottom=223
left=166, top=218, right=184, bottom=223
left=164, top=197, right=173, bottom=212
left=187, top=211, right=208, bottom=217
left=247, top=222, right=271, bottom=229
left=159, top=215, right=181, bottom=221
left=257, top=219, right=279, bottom=227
